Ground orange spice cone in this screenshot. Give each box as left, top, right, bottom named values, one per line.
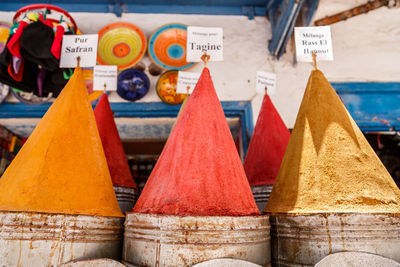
left=0, top=68, right=123, bottom=217
left=265, top=69, right=400, bottom=214
left=133, top=67, right=260, bottom=216
left=243, top=93, right=290, bottom=210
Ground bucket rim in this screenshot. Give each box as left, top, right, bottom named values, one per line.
left=265, top=211, right=400, bottom=217
left=126, top=212, right=270, bottom=219
left=0, top=210, right=126, bottom=219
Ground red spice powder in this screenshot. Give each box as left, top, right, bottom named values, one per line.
left=244, top=94, right=290, bottom=186
left=133, top=68, right=260, bottom=216
left=94, top=93, right=137, bottom=188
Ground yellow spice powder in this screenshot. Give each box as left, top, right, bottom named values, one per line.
left=265, top=70, right=400, bottom=214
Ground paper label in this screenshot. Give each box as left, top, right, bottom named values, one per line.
left=294, top=26, right=333, bottom=62
left=256, top=71, right=276, bottom=95
left=177, top=71, right=201, bottom=94
left=60, top=34, right=98, bottom=68
left=93, top=65, right=117, bottom=91
left=186, top=26, right=223, bottom=62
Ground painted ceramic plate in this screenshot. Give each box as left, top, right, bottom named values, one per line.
left=117, top=69, right=150, bottom=102
left=156, top=70, right=186, bottom=105
left=0, top=22, right=11, bottom=54
left=97, top=22, right=147, bottom=70
left=148, top=23, right=196, bottom=71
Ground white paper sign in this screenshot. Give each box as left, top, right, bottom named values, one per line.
left=294, top=26, right=333, bottom=62
left=256, top=71, right=276, bottom=95
left=186, top=26, right=223, bottom=62
left=93, top=65, right=117, bottom=91
left=60, top=34, right=98, bottom=68
left=177, top=71, right=200, bottom=94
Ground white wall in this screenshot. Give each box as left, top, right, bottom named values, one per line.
left=1, top=0, right=399, bottom=128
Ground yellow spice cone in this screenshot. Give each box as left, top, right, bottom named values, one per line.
left=0, top=68, right=123, bottom=217
left=265, top=70, right=400, bottom=214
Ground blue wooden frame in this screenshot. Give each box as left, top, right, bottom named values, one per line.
left=333, top=82, right=400, bottom=132
left=0, top=100, right=254, bottom=153
left=267, top=0, right=319, bottom=59
left=0, top=0, right=269, bottom=18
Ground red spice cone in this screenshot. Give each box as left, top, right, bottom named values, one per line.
left=133, top=68, right=260, bottom=216
left=244, top=94, right=290, bottom=186
left=94, top=93, right=137, bottom=188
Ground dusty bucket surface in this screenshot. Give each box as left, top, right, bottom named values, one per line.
left=61, top=258, right=126, bottom=267
left=252, top=184, right=273, bottom=212
left=192, top=258, right=262, bottom=267
left=114, top=186, right=138, bottom=214
left=122, top=213, right=270, bottom=267
left=269, top=213, right=400, bottom=267
left=0, top=211, right=124, bottom=266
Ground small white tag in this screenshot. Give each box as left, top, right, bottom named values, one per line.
left=186, top=26, right=223, bottom=62
left=93, top=65, right=118, bottom=91
left=294, top=26, right=333, bottom=62
left=60, top=34, right=98, bottom=68
left=177, top=71, right=201, bottom=94
left=256, top=71, right=276, bottom=95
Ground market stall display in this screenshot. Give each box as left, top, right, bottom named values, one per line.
left=97, top=22, right=146, bottom=70
left=0, top=4, right=77, bottom=98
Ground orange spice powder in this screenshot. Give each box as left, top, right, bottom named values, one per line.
left=0, top=68, right=123, bottom=217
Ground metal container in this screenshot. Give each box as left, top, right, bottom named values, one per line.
left=61, top=258, right=126, bottom=267
left=114, top=186, right=138, bottom=214
left=0, top=211, right=124, bottom=266
left=123, top=213, right=270, bottom=267
left=269, top=213, right=400, bottom=266
left=251, top=184, right=273, bottom=212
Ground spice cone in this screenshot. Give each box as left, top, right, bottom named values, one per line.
left=94, top=93, right=137, bottom=188
left=0, top=68, right=123, bottom=217
left=244, top=93, right=290, bottom=186
left=265, top=70, right=400, bottom=213
left=133, top=68, right=259, bottom=216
